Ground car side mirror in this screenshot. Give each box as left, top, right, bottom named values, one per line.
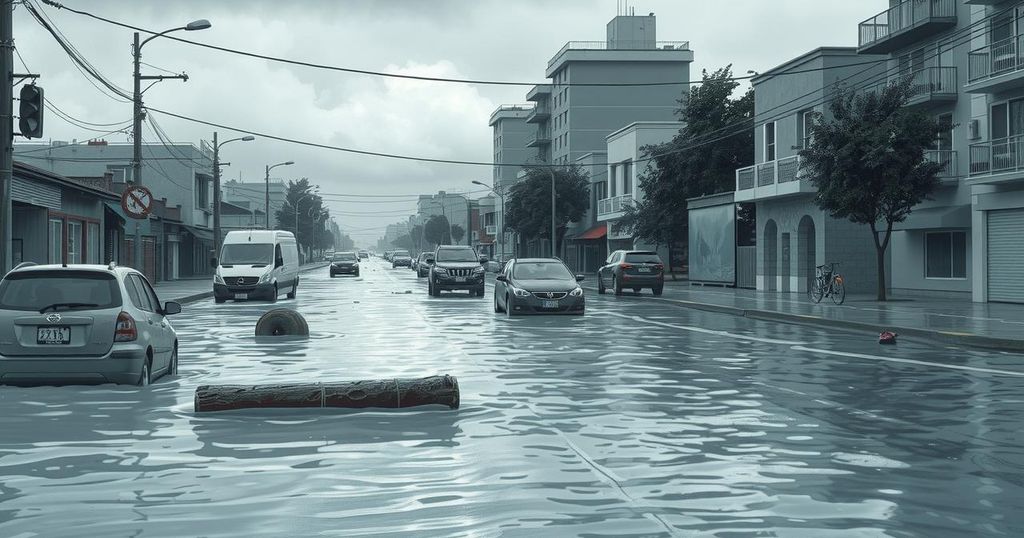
left=496, top=274, right=508, bottom=282
left=209, top=257, right=218, bottom=268
left=163, top=301, right=182, bottom=315
left=576, top=275, right=585, bottom=282
left=275, top=257, right=284, bottom=268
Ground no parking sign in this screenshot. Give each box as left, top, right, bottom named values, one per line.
left=121, top=185, right=153, bottom=219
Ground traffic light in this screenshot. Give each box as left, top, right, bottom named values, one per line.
left=19, top=85, right=44, bottom=139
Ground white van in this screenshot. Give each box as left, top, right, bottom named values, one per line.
left=213, top=230, right=300, bottom=303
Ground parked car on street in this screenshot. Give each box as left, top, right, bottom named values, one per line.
left=597, top=250, right=665, bottom=296
left=0, top=262, right=181, bottom=386
left=494, top=258, right=585, bottom=315
left=329, top=252, right=361, bottom=277
left=213, top=230, right=300, bottom=303
left=416, top=252, right=435, bottom=277
left=358, top=251, right=369, bottom=260
left=391, top=250, right=413, bottom=268
left=428, top=246, right=487, bottom=297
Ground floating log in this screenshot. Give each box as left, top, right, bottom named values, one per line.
left=195, top=374, right=460, bottom=412
left=255, top=308, right=309, bottom=337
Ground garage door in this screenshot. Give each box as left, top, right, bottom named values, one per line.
left=988, top=209, right=1024, bottom=303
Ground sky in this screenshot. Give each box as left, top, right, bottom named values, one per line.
left=12, top=0, right=878, bottom=246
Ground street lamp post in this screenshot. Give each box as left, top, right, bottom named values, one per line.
left=472, top=180, right=505, bottom=264
left=212, top=132, right=255, bottom=257
left=264, top=160, right=294, bottom=229
left=295, top=189, right=319, bottom=262
left=132, top=19, right=211, bottom=273
left=548, top=167, right=557, bottom=258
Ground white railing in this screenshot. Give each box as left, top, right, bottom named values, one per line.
left=597, top=194, right=634, bottom=217
left=859, top=0, right=956, bottom=49
left=925, top=149, right=957, bottom=178
left=735, top=156, right=801, bottom=191
left=970, top=135, right=1024, bottom=176
left=968, top=35, right=1024, bottom=84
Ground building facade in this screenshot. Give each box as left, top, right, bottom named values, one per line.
left=416, top=192, right=472, bottom=246
left=222, top=179, right=287, bottom=229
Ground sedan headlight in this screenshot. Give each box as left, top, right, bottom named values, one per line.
left=258, top=271, right=272, bottom=284
left=434, top=267, right=448, bottom=275
left=513, top=287, right=531, bottom=297
left=570, top=287, right=583, bottom=297
left=214, top=273, right=225, bottom=285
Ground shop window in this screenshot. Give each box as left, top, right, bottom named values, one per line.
left=67, top=221, right=82, bottom=264
left=48, top=218, right=63, bottom=263
left=925, top=231, right=967, bottom=279
left=87, top=222, right=101, bottom=264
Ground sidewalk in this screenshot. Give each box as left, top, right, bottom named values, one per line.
left=583, top=275, right=1024, bottom=352
left=153, top=262, right=329, bottom=305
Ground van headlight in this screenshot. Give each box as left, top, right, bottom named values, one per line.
left=570, top=287, right=583, bottom=297
left=214, top=273, right=225, bottom=285
left=258, top=271, right=272, bottom=284
left=513, top=288, right=530, bottom=297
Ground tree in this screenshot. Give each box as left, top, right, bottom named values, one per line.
left=450, top=224, right=465, bottom=245
left=392, top=234, right=415, bottom=251
left=505, top=165, right=590, bottom=255
left=409, top=225, right=424, bottom=252
left=423, top=214, right=450, bottom=246
left=800, top=79, right=944, bottom=301
left=275, top=178, right=330, bottom=256
left=614, top=66, right=753, bottom=274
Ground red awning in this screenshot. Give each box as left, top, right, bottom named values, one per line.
left=576, top=223, right=607, bottom=240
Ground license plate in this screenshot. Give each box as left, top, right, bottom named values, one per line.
left=638, top=267, right=651, bottom=273
left=455, top=277, right=466, bottom=283
left=234, top=293, right=248, bottom=300
left=543, top=300, right=558, bottom=309
left=37, top=326, right=71, bottom=345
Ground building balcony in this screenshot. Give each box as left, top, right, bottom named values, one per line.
left=485, top=224, right=497, bottom=236
left=966, top=35, right=1024, bottom=93
left=526, top=129, right=552, bottom=148
left=734, top=156, right=813, bottom=202
left=870, top=66, right=958, bottom=106
left=964, top=0, right=1011, bottom=4
left=858, top=0, right=957, bottom=55
left=968, top=136, right=1024, bottom=184
left=596, top=194, right=633, bottom=221
left=547, top=41, right=691, bottom=70
left=525, top=104, right=550, bottom=124
left=925, top=149, right=958, bottom=184
left=526, top=85, right=551, bottom=102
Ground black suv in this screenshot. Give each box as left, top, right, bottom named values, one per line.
left=428, top=246, right=487, bottom=297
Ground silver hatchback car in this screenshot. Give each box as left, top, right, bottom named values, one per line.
left=0, top=263, right=181, bottom=386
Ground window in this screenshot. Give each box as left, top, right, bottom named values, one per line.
left=594, top=181, right=607, bottom=200
left=765, top=122, right=776, bottom=161
left=67, top=221, right=82, bottom=264
left=0, top=270, right=122, bottom=311
left=609, top=166, right=617, bottom=197
left=87, top=223, right=100, bottom=264
left=622, top=160, right=633, bottom=195
left=936, top=113, right=953, bottom=151
left=125, top=274, right=152, bottom=311
left=195, top=175, right=210, bottom=209
left=991, top=99, right=1024, bottom=141
left=48, top=218, right=63, bottom=263
left=799, top=109, right=814, bottom=149
left=925, top=231, right=967, bottom=279
left=137, top=275, right=162, bottom=312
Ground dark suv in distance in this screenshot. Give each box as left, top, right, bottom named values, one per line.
left=329, top=251, right=360, bottom=277
left=597, top=250, right=665, bottom=295
left=428, top=246, right=486, bottom=297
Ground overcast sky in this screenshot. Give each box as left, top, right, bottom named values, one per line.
left=13, top=0, right=878, bottom=245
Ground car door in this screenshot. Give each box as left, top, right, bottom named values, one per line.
left=600, top=252, right=619, bottom=285
left=497, top=260, right=512, bottom=308
left=128, top=274, right=170, bottom=372
left=138, top=275, right=174, bottom=369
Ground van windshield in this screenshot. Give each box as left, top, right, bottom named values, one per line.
left=221, top=244, right=274, bottom=265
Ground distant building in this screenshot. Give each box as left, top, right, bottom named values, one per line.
left=223, top=179, right=287, bottom=229
left=416, top=192, right=471, bottom=246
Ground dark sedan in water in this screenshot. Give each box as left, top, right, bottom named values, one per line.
left=493, top=258, right=585, bottom=316
left=329, top=252, right=360, bottom=277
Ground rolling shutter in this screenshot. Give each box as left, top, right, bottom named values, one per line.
left=987, top=209, right=1024, bottom=303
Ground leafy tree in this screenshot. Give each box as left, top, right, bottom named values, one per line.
left=800, top=79, right=944, bottom=301
left=423, top=214, right=450, bottom=246
left=614, top=66, right=753, bottom=274
left=450, top=224, right=465, bottom=245
left=275, top=178, right=330, bottom=255
left=392, top=234, right=415, bottom=251
left=409, top=225, right=424, bottom=252
left=505, top=165, right=590, bottom=255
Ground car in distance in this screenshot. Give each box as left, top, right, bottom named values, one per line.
left=0, top=262, right=181, bottom=386
left=597, top=250, right=665, bottom=296
left=416, top=252, right=435, bottom=277
left=391, top=250, right=413, bottom=268
left=428, top=246, right=486, bottom=297
left=213, top=230, right=300, bottom=303
left=358, top=250, right=369, bottom=260
left=329, top=252, right=361, bottom=277
left=493, top=258, right=585, bottom=316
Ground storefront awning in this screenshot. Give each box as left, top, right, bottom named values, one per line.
left=183, top=225, right=215, bottom=241
left=103, top=202, right=127, bottom=226
left=575, top=223, right=607, bottom=241
left=891, top=205, right=970, bottom=231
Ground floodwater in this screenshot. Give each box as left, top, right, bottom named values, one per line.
left=1, top=260, right=1023, bottom=537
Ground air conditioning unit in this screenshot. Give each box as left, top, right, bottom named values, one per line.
left=969, top=119, right=981, bottom=140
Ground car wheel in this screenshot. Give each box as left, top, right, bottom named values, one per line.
left=633, top=288, right=641, bottom=293
left=476, top=286, right=485, bottom=297
left=136, top=359, right=151, bottom=387
left=168, top=345, right=178, bottom=376
left=505, top=295, right=515, bottom=317
left=613, top=275, right=623, bottom=296
left=653, top=286, right=664, bottom=296
left=494, top=293, right=503, bottom=313
left=597, top=274, right=606, bottom=295
left=287, top=279, right=298, bottom=299
left=269, top=284, right=278, bottom=303
left=355, top=270, right=360, bottom=277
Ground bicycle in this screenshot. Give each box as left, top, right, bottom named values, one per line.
left=808, top=262, right=846, bottom=305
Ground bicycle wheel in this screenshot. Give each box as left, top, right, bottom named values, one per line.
left=830, top=276, right=846, bottom=305
left=809, top=278, right=824, bottom=303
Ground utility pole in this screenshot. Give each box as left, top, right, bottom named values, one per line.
left=265, top=164, right=270, bottom=230
left=212, top=131, right=220, bottom=256
left=0, top=0, right=12, bottom=273
left=549, top=167, right=557, bottom=258
left=131, top=32, right=143, bottom=271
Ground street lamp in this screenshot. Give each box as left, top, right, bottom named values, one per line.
left=548, top=167, right=557, bottom=258
left=295, top=188, right=319, bottom=262
left=132, top=19, right=211, bottom=274
left=264, top=160, right=294, bottom=229
left=472, top=180, right=505, bottom=264
left=212, top=133, right=255, bottom=256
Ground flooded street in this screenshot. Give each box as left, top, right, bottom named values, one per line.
left=2, top=259, right=1023, bottom=537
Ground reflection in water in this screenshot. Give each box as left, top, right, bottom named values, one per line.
left=0, top=266, right=1022, bottom=537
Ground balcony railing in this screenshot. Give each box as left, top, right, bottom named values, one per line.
left=969, top=135, right=1024, bottom=176
left=597, top=194, right=634, bottom=217
left=485, top=225, right=497, bottom=236
left=526, top=128, right=552, bottom=147
left=859, top=0, right=956, bottom=52
left=925, top=149, right=957, bottom=178
left=525, top=104, right=551, bottom=123
left=968, top=35, right=1024, bottom=84
left=869, top=66, right=958, bottom=103
left=736, top=156, right=801, bottom=191
left=548, top=40, right=690, bottom=67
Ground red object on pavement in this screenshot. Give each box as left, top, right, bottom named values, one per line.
left=879, top=331, right=898, bottom=345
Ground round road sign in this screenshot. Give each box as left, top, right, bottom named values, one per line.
left=121, top=185, right=154, bottom=219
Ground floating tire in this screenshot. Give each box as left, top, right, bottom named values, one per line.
left=255, top=308, right=309, bottom=337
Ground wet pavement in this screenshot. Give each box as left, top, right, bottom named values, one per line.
left=2, top=258, right=1023, bottom=537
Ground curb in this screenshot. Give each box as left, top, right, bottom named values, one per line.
left=583, top=285, right=1024, bottom=353
left=167, top=263, right=332, bottom=306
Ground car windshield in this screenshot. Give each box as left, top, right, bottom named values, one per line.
left=0, top=271, right=122, bottom=311
left=333, top=252, right=358, bottom=261
left=625, top=252, right=662, bottom=264
left=436, top=249, right=478, bottom=262
left=393, top=250, right=410, bottom=257
left=513, top=262, right=573, bottom=280
left=221, top=243, right=274, bottom=265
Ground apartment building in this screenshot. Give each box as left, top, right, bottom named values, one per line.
left=417, top=192, right=472, bottom=246
left=223, top=179, right=288, bottom=229
left=487, top=105, right=533, bottom=259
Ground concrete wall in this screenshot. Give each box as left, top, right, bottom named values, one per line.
left=12, top=205, right=47, bottom=264
left=492, top=112, right=535, bottom=188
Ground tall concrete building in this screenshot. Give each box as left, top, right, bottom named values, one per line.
left=417, top=192, right=472, bottom=246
